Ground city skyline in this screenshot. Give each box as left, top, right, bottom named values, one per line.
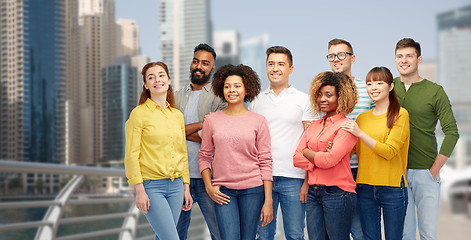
left=116, top=0, right=471, bottom=92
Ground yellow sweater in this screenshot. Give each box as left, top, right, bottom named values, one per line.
left=356, top=107, right=410, bottom=187
left=124, top=99, right=189, bottom=185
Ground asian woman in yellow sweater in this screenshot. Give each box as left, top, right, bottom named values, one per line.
left=341, top=67, right=410, bottom=240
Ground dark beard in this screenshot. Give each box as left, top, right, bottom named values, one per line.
left=190, top=69, right=211, bottom=85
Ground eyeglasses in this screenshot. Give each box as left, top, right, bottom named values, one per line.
left=326, top=52, right=353, bottom=62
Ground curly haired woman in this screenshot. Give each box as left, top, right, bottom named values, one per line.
left=294, top=71, right=358, bottom=240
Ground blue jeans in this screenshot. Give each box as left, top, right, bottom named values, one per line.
left=350, top=168, right=364, bottom=240
left=403, top=169, right=441, bottom=240
left=176, top=178, right=220, bottom=240
left=357, top=178, right=408, bottom=240
left=256, top=177, right=305, bottom=240
left=143, top=178, right=184, bottom=240
left=215, top=185, right=265, bottom=240
left=306, top=185, right=354, bottom=240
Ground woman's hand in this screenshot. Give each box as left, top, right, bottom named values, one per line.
left=206, top=185, right=230, bottom=205
left=299, top=180, right=309, bottom=203
left=135, top=183, right=150, bottom=213
left=341, top=120, right=363, bottom=137
left=182, top=183, right=193, bottom=211
left=260, top=200, right=273, bottom=227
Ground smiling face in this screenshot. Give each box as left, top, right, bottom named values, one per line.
left=328, top=44, right=355, bottom=77
left=144, top=65, right=170, bottom=97
left=190, top=50, right=215, bottom=85
left=223, top=75, right=246, bottom=105
left=266, top=53, right=293, bottom=89
left=395, top=47, right=422, bottom=77
left=317, top=85, right=338, bottom=117
left=366, top=80, right=393, bottom=104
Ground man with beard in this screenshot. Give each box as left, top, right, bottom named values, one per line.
left=174, top=43, right=225, bottom=240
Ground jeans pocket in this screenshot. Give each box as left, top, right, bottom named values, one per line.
left=426, top=170, right=440, bottom=183
left=323, top=186, right=344, bottom=196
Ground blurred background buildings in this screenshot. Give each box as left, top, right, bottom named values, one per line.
left=0, top=0, right=470, bottom=239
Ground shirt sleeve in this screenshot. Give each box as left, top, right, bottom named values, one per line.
left=199, top=115, right=214, bottom=173
left=124, top=109, right=144, bottom=185
left=314, top=128, right=357, bottom=168
left=435, top=86, right=459, bottom=157
left=372, top=109, right=410, bottom=160
left=178, top=114, right=190, bottom=184
left=293, top=126, right=315, bottom=171
left=302, top=99, right=318, bottom=121
left=256, top=117, right=273, bottom=181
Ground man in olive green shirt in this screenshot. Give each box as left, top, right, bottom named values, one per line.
left=393, top=38, right=459, bottom=240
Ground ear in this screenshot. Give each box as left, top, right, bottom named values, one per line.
left=144, top=82, right=148, bottom=90
left=351, top=54, right=356, bottom=64
left=289, top=65, right=294, bottom=75
left=212, top=65, right=216, bottom=72
left=389, top=82, right=394, bottom=92
left=417, top=55, right=423, bottom=64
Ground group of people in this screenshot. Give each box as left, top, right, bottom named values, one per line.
left=124, top=38, right=459, bottom=240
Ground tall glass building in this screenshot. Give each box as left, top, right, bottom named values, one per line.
left=0, top=0, right=65, bottom=163
left=159, top=0, right=212, bottom=90
left=102, top=65, right=137, bottom=161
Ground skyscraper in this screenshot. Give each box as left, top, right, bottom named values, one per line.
left=241, top=34, right=270, bottom=89
left=79, top=0, right=117, bottom=164
left=0, top=0, right=65, bottom=163
left=437, top=5, right=471, bottom=104
left=159, top=0, right=212, bottom=90
left=102, top=65, right=137, bottom=161
left=213, top=28, right=240, bottom=72
left=116, top=18, right=140, bottom=58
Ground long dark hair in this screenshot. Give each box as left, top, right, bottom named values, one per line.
left=138, top=62, right=175, bottom=107
left=365, top=67, right=400, bottom=128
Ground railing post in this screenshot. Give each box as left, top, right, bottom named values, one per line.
left=119, top=202, right=140, bottom=240
left=35, top=175, right=84, bottom=240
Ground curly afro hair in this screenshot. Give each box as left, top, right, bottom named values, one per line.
left=212, top=64, right=261, bottom=103
left=309, top=71, right=358, bottom=115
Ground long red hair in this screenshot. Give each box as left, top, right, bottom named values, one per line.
left=365, top=67, right=400, bottom=128
left=138, top=62, right=175, bottom=107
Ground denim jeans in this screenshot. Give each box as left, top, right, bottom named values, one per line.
left=306, top=185, right=354, bottom=240
left=215, top=185, right=265, bottom=240
left=256, top=177, right=305, bottom=240
left=403, top=169, right=441, bottom=240
left=357, top=178, right=408, bottom=240
left=176, top=178, right=220, bottom=240
left=350, top=168, right=364, bottom=240
left=143, top=178, right=184, bottom=240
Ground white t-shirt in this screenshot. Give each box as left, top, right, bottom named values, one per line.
left=249, top=85, right=317, bottom=179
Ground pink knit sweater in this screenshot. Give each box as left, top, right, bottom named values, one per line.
left=199, top=111, right=273, bottom=189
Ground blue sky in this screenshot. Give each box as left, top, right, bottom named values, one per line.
left=116, top=0, right=470, bottom=91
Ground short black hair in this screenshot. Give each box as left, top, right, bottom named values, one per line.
left=212, top=64, right=261, bottom=103
left=266, top=46, right=293, bottom=66
left=194, top=43, right=216, bottom=60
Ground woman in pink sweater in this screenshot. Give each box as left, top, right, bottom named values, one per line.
left=199, top=64, right=273, bottom=240
left=293, top=71, right=358, bottom=240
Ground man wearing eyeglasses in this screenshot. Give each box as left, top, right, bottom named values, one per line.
left=327, top=38, right=374, bottom=240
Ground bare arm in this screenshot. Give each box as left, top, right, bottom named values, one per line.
left=430, top=154, right=448, bottom=180
left=134, top=183, right=150, bottom=213
left=260, top=180, right=273, bottom=226
left=186, top=132, right=201, bottom=143
left=185, top=122, right=203, bottom=137
left=201, top=168, right=230, bottom=205
left=299, top=172, right=309, bottom=203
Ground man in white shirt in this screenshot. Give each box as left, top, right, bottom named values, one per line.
left=250, top=46, right=316, bottom=240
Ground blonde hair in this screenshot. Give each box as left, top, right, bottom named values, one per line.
left=309, top=71, right=357, bottom=115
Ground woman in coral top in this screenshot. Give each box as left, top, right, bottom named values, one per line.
left=199, top=64, right=273, bottom=240
left=124, top=62, right=192, bottom=239
left=341, top=67, right=410, bottom=240
left=293, top=71, right=358, bottom=240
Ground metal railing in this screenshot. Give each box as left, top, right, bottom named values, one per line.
left=0, top=160, right=153, bottom=240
